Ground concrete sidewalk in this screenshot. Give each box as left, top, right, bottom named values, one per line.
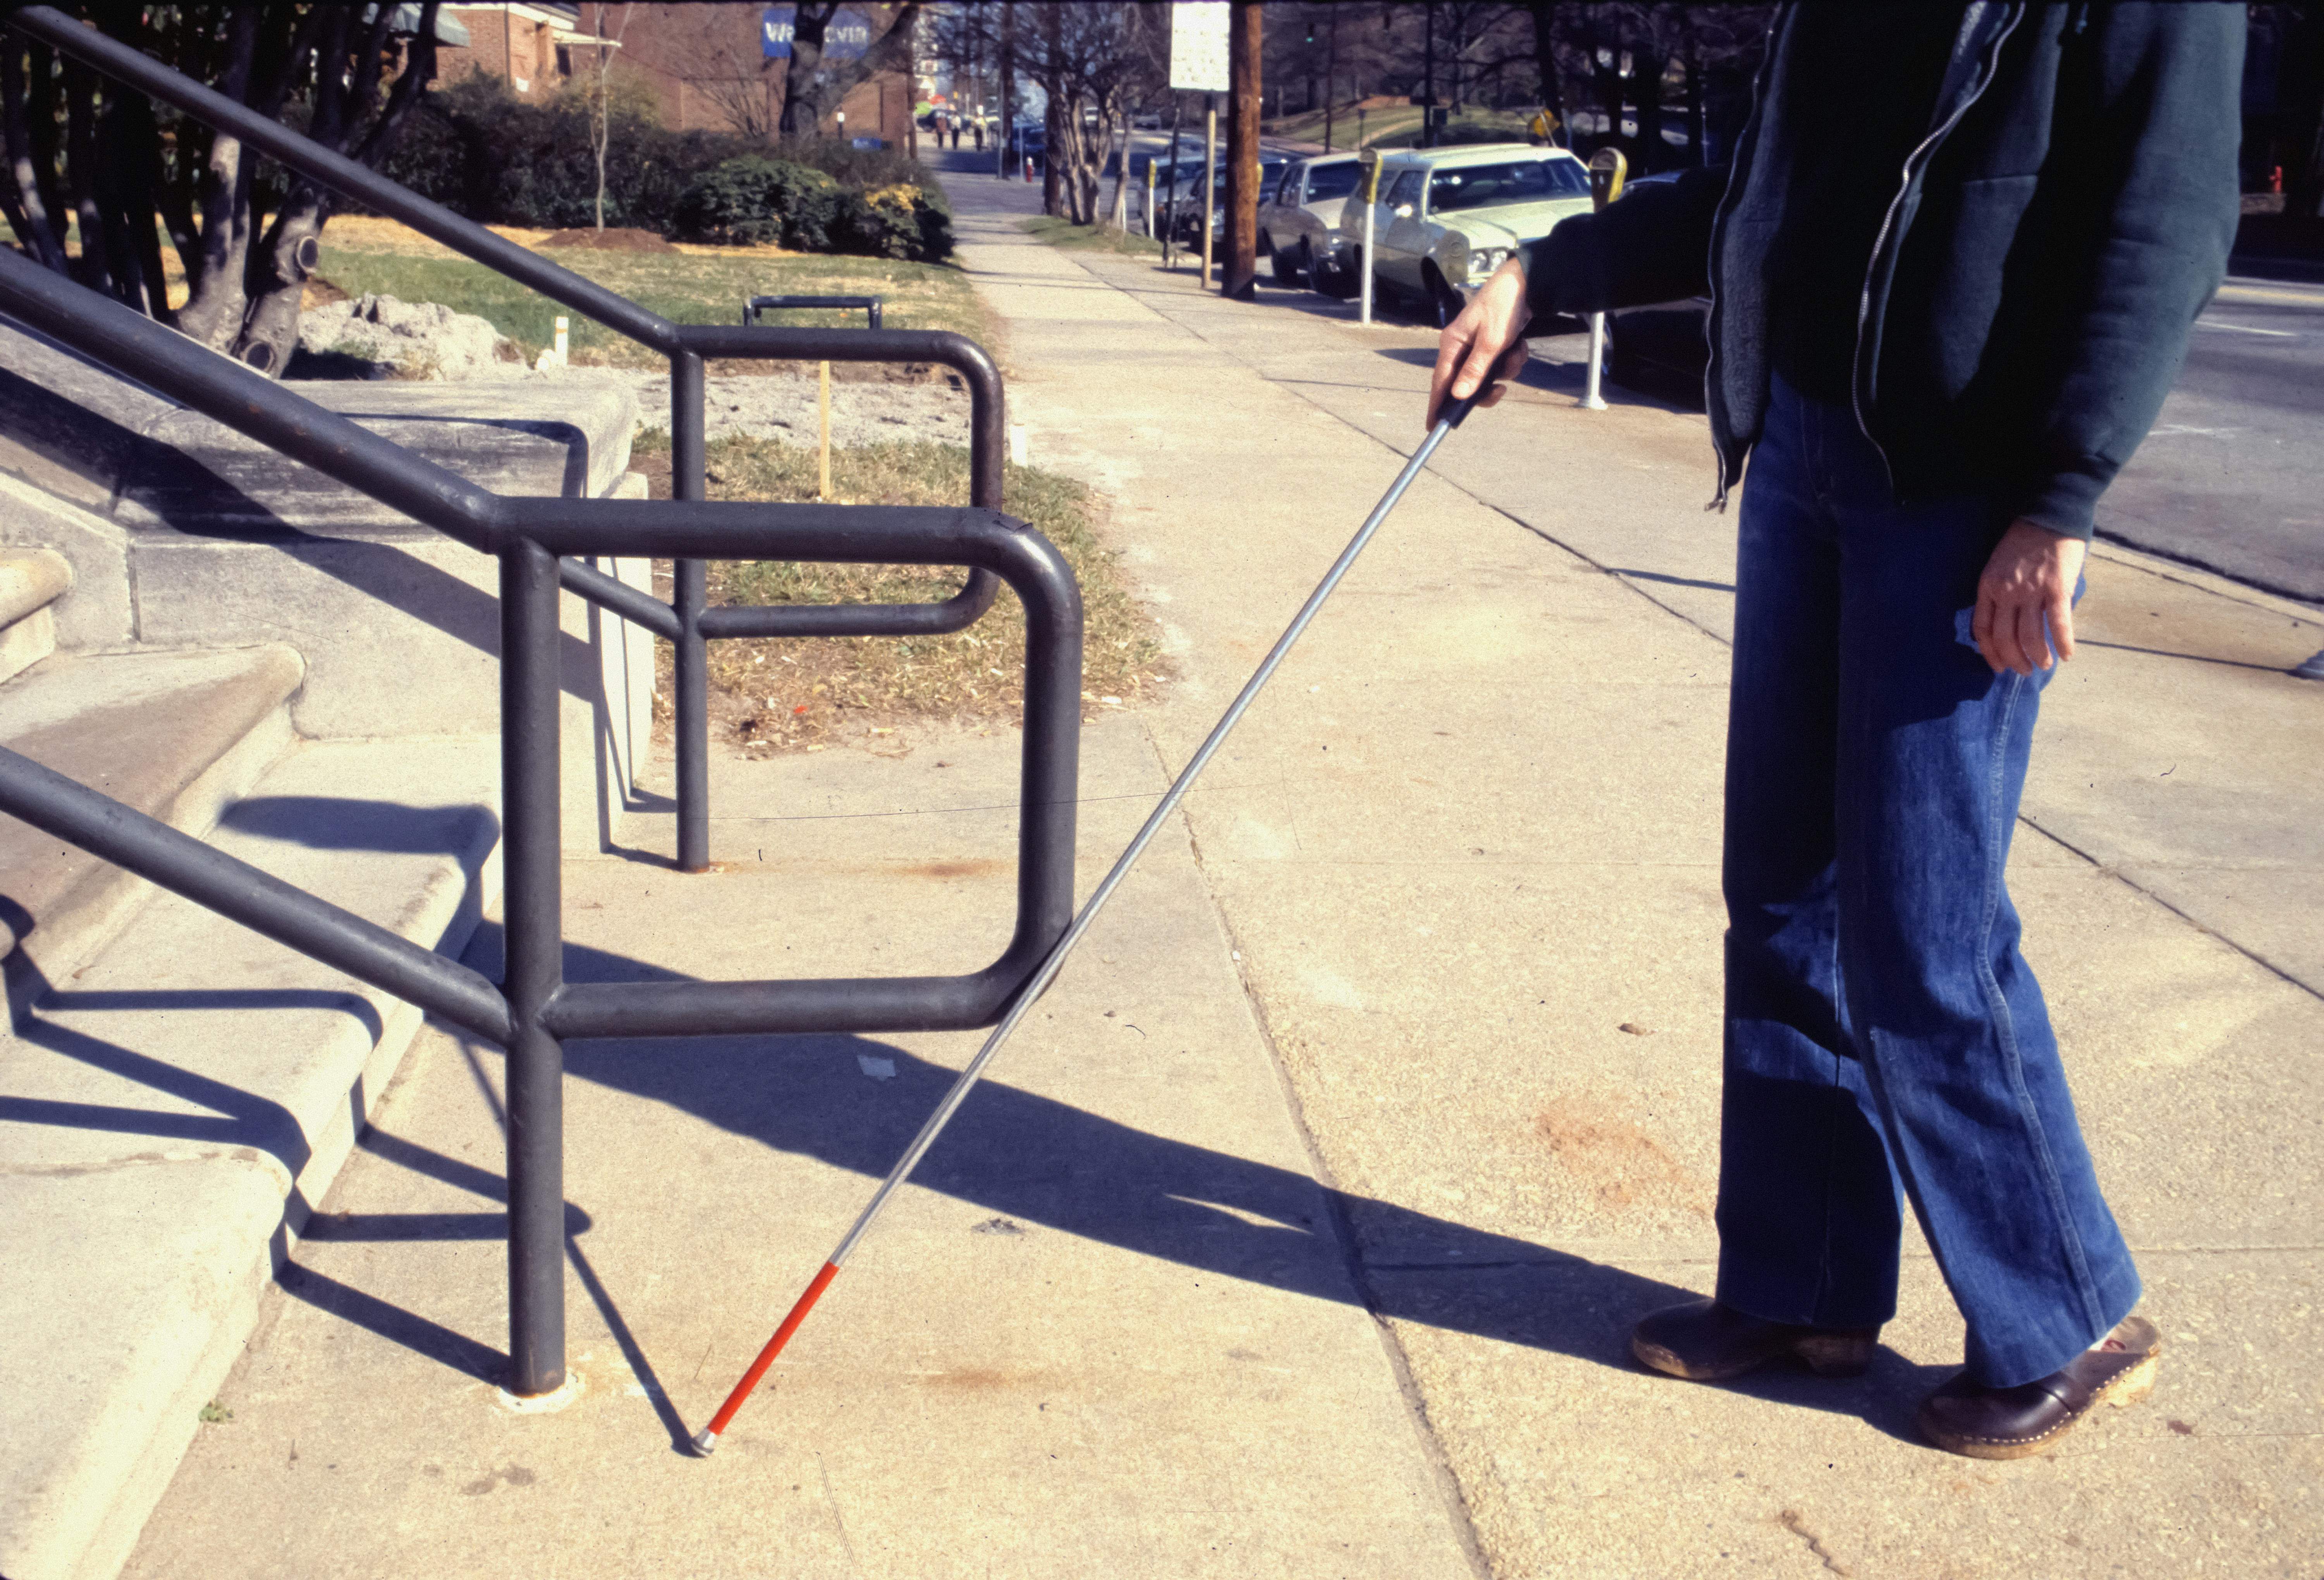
left=124, top=168, right=2321, bottom=1578
left=945, top=174, right=2323, bottom=1574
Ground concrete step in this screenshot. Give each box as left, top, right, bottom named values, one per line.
left=0, top=646, right=305, bottom=996
left=0, top=311, right=637, bottom=538
left=0, top=549, right=70, bottom=686
left=0, top=734, right=502, bottom=1580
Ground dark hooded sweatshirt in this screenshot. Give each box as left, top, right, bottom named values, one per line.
left=1519, top=2, right=2244, bottom=541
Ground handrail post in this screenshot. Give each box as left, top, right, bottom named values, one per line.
left=671, top=350, right=712, bottom=874
left=501, top=537, right=567, bottom=1396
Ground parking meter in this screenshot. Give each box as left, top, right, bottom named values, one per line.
left=1358, top=148, right=1383, bottom=326
left=1581, top=150, right=1627, bottom=411
left=1588, top=148, right=1627, bottom=212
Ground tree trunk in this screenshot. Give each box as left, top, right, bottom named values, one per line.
left=780, top=2, right=835, bottom=138
left=1682, top=10, right=1706, bottom=167
left=232, top=5, right=435, bottom=377
left=1527, top=1, right=1569, bottom=150
left=2, top=39, right=67, bottom=270
left=1042, top=91, right=1064, bottom=216
left=1631, top=45, right=1664, bottom=172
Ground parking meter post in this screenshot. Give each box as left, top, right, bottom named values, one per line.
left=1357, top=148, right=1381, bottom=326
left=1114, top=114, right=1131, bottom=232
left=1202, top=95, right=1217, bottom=287
left=1580, top=148, right=1628, bottom=413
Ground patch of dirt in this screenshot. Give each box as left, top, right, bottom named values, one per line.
left=301, top=275, right=349, bottom=309
left=539, top=226, right=679, bottom=254
left=1535, top=1097, right=1706, bottom=1214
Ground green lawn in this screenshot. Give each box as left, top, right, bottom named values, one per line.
left=1016, top=216, right=1163, bottom=256
left=312, top=241, right=991, bottom=369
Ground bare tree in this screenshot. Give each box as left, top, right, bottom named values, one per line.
left=1, top=4, right=442, bottom=373
left=1014, top=3, right=1166, bottom=225
left=777, top=2, right=920, bottom=142
left=579, top=3, right=636, bottom=227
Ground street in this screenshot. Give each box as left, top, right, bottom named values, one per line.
left=2102, top=275, right=2324, bottom=602
left=1115, top=129, right=2324, bottom=608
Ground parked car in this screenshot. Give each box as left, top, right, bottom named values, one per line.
left=1604, top=296, right=1710, bottom=405
left=1257, top=153, right=1365, bottom=289
left=1334, top=143, right=1593, bottom=325
left=1006, top=121, right=1045, bottom=165
left=1167, top=151, right=1293, bottom=248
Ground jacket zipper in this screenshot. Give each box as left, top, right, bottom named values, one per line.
left=1700, top=5, right=1786, bottom=512
left=1850, top=3, right=2024, bottom=492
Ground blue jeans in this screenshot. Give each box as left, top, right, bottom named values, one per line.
left=1713, top=377, right=2140, bottom=1389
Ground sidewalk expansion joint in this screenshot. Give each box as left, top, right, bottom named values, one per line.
left=1146, top=724, right=1497, bottom=1580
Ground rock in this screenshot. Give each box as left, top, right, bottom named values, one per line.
left=292, top=293, right=523, bottom=381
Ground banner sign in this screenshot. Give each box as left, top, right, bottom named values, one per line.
left=1169, top=1, right=1229, bottom=93
left=763, top=6, right=871, bottom=61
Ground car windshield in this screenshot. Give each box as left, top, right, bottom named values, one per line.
left=1426, top=159, right=1588, bottom=212
left=1303, top=163, right=1362, bottom=202
left=1209, top=160, right=1286, bottom=195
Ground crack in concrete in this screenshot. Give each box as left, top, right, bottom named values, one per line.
left=1777, top=1508, right=1852, bottom=1577
left=0, top=1143, right=274, bottom=1179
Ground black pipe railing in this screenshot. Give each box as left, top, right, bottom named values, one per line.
left=0, top=12, right=1082, bottom=1400
left=744, top=294, right=884, bottom=329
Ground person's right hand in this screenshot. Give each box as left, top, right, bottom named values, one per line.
left=1427, top=258, right=1533, bottom=429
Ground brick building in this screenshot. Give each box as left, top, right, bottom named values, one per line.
left=435, top=3, right=592, bottom=102
left=436, top=3, right=919, bottom=147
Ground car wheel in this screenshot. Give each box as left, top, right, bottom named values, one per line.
left=1268, top=233, right=1302, bottom=285
left=1423, top=266, right=1462, bottom=330
left=1314, top=251, right=1356, bottom=299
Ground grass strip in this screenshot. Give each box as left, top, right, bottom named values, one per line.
left=1017, top=216, right=1164, bottom=256
left=638, top=430, right=1165, bottom=753
left=316, top=222, right=989, bottom=368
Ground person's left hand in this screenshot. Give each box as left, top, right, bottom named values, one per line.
left=1975, top=520, right=2086, bottom=676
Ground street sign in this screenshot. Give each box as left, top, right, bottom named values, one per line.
left=1169, top=1, right=1229, bottom=93
left=763, top=5, right=871, bottom=61
left=1588, top=147, right=1627, bottom=210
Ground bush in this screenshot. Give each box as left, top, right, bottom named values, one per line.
left=773, top=137, right=927, bottom=191
left=675, top=157, right=843, bottom=250
left=835, top=183, right=953, bottom=262
left=376, top=74, right=952, bottom=262
left=378, top=72, right=750, bottom=234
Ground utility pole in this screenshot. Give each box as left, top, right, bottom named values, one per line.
left=1164, top=92, right=1184, bottom=268
left=1322, top=4, right=1339, bottom=152
left=1224, top=0, right=1261, bottom=299
left=1423, top=2, right=1436, bottom=148
left=998, top=2, right=1014, bottom=179
left=1200, top=93, right=1216, bottom=283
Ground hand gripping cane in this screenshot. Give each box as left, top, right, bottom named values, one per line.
left=692, top=389, right=1485, bottom=1456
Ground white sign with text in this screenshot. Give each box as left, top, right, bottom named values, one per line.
left=1169, top=1, right=1230, bottom=93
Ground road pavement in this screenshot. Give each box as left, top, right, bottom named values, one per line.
left=2101, top=275, right=2324, bottom=602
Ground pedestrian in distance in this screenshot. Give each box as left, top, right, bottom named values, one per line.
left=1428, top=2, right=2242, bottom=1460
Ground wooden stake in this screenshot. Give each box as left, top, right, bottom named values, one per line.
left=818, top=360, right=832, bottom=501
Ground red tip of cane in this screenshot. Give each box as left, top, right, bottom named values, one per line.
left=698, top=1262, right=842, bottom=1445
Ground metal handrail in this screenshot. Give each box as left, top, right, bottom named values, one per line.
left=744, top=294, right=884, bottom=328
left=0, top=18, right=1082, bottom=1399
left=6, top=3, right=1000, bottom=871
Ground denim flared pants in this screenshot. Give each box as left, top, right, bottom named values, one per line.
left=1712, top=377, right=2140, bottom=1389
